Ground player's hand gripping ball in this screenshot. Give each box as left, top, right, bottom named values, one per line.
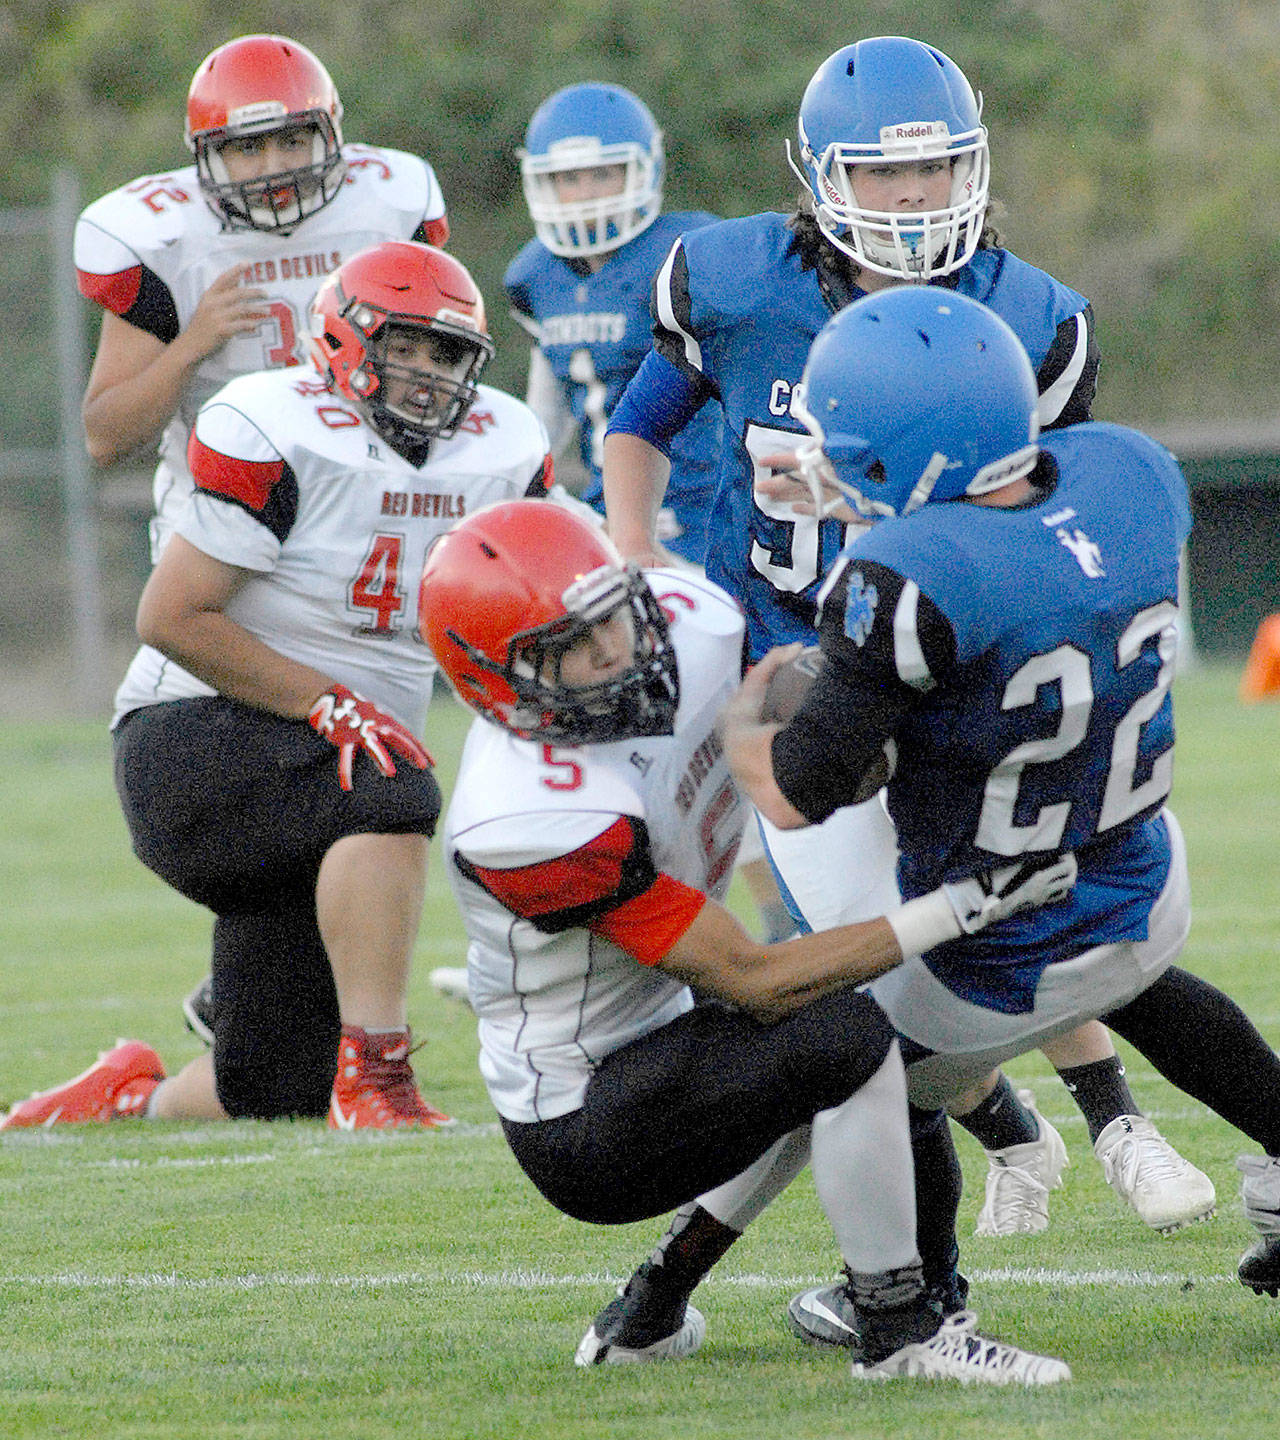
left=759, top=645, right=826, bottom=723
left=758, top=645, right=894, bottom=802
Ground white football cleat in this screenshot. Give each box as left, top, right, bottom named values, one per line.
left=975, top=1090, right=1069, bottom=1237
left=574, top=1261, right=705, bottom=1366
left=851, top=1310, right=1071, bottom=1386
left=1094, top=1115, right=1216, bottom=1233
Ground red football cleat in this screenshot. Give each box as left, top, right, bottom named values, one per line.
left=0, top=1040, right=165, bottom=1129
left=328, top=1026, right=453, bottom=1130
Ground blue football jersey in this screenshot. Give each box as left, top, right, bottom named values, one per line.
left=820, top=422, right=1191, bottom=1007
left=504, top=211, right=724, bottom=563
left=621, top=212, right=1097, bottom=656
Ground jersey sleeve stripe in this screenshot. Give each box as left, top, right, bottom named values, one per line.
left=460, top=815, right=640, bottom=919
left=76, top=265, right=141, bottom=315
left=188, top=435, right=286, bottom=513
left=893, top=581, right=934, bottom=689
left=417, top=215, right=449, bottom=248
left=590, top=871, right=708, bottom=966
left=653, top=239, right=703, bottom=371
left=1036, top=308, right=1094, bottom=427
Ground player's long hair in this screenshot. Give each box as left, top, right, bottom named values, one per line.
left=786, top=190, right=1004, bottom=296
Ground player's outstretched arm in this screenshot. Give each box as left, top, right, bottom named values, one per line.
left=656, top=898, right=906, bottom=1023
left=656, top=856, right=1077, bottom=1025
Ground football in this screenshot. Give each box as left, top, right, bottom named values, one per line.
left=759, top=645, right=826, bottom=723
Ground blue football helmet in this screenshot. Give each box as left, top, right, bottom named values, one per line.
left=519, top=82, right=664, bottom=257
left=794, top=288, right=1041, bottom=521
left=790, top=37, right=989, bottom=280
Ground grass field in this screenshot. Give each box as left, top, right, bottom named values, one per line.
left=1, top=662, right=1277, bottom=1439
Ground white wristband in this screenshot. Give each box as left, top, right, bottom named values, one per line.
left=885, top=889, right=963, bottom=960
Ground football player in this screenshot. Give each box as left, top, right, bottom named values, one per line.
left=418, top=497, right=1074, bottom=1383
left=505, top=81, right=721, bottom=566
left=73, top=32, right=451, bottom=1049
left=723, top=285, right=1280, bottom=1316
left=494, top=83, right=795, bottom=965
left=76, top=33, right=449, bottom=550
left=601, top=35, right=1212, bottom=1247
left=1, top=242, right=556, bottom=1132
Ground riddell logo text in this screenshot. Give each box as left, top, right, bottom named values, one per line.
left=889, top=124, right=937, bottom=140
left=381, top=491, right=466, bottom=519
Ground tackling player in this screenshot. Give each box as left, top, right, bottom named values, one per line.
left=1, top=242, right=555, bottom=1132
left=723, top=286, right=1280, bottom=1316
left=417, top=498, right=1075, bottom=1383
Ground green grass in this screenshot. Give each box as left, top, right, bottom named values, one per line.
left=0, top=664, right=1277, bottom=1439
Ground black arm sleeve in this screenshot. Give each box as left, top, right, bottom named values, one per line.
left=770, top=557, right=957, bottom=823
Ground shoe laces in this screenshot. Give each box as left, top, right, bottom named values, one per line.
left=917, top=1311, right=1068, bottom=1384
left=979, top=1163, right=1051, bottom=1232
left=1100, top=1125, right=1188, bottom=1196
left=338, top=1033, right=436, bottom=1121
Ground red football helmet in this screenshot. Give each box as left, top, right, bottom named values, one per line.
left=417, top=501, right=679, bottom=743
left=309, top=240, right=495, bottom=458
left=185, top=34, right=346, bottom=231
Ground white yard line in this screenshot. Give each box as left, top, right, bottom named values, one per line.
left=0, top=1266, right=1234, bottom=1291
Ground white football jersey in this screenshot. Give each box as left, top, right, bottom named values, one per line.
left=74, top=144, right=447, bottom=558
left=444, top=572, right=747, bottom=1122
left=111, top=364, right=551, bottom=733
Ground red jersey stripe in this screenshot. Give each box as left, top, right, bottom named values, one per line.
left=467, top=816, right=637, bottom=917
left=590, top=873, right=708, bottom=966
left=76, top=265, right=141, bottom=316
left=188, top=435, right=286, bottom=513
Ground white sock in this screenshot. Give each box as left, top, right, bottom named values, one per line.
left=810, top=1043, right=919, bottom=1273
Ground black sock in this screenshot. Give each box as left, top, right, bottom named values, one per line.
left=1106, top=966, right=1280, bottom=1155
left=649, top=1203, right=740, bottom=1291
left=1056, top=1056, right=1139, bottom=1143
left=952, top=1073, right=1040, bottom=1150
left=909, top=1106, right=964, bottom=1300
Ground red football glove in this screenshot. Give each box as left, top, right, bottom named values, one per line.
left=307, top=684, right=433, bottom=792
